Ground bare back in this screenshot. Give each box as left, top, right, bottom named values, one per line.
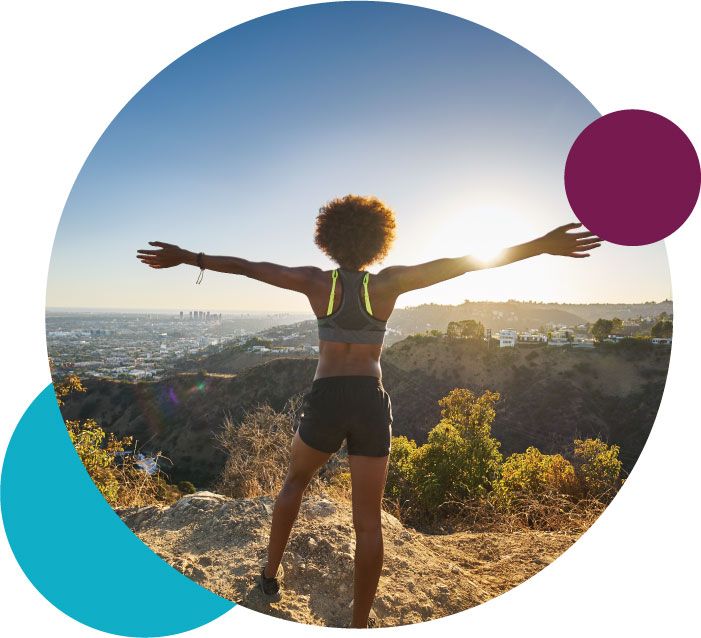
left=306, top=269, right=399, bottom=380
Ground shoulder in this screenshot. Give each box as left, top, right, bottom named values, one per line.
left=303, top=266, right=336, bottom=292
left=373, top=265, right=407, bottom=293
left=375, top=265, right=405, bottom=279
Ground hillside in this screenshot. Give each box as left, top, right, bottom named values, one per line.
left=60, top=357, right=319, bottom=485
left=119, top=491, right=581, bottom=627
left=170, top=300, right=673, bottom=362
left=386, top=299, right=672, bottom=340
left=61, top=337, right=669, bottom=485
left=383, top=336, right=670, bottom=469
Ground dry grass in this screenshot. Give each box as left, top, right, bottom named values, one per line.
left=384, top=491, right=606, bottom=535
left=212, top=400, right=609, bottom=536
left=214, top=394, right=334, bottom=498
left=112, top=451, right=181, bottom=508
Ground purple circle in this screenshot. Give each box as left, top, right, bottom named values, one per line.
left=564, top=109, right=700, bottom=246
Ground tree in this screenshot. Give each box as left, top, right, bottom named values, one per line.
left=446, top=319, right=485, bottom=340
left=410, top=389, right=502, bottom=509
left=590, top=318, right=613, bottom=342
left=651, top=319, right=672, bottom=338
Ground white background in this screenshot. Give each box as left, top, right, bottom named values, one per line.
left=1, top=1, right=699, bottom=636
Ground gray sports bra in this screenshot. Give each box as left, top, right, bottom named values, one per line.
left=316, top=269, right=387, bottom=345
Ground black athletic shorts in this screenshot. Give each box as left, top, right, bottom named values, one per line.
left=297, top=376, right=393, bottom=457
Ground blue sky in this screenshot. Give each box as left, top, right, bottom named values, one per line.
left=46, top=1, right=671, bottom=313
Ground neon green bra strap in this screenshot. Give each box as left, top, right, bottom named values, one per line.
left=326, top=269, right=338, bottom=315
left=362, top=272, right=373, bottom=315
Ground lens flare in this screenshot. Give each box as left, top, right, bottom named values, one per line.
left=168, top=387, right=179, bottom=405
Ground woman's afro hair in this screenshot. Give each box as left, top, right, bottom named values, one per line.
left=314, top=194, right=397, bottom=270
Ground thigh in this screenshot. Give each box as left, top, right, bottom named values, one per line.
left=286, top=430, right=334, bottom=485
left=348, top=454, right=390, bottom=529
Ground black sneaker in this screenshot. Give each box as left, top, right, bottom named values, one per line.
left=258, top=565, right=282, bottom=596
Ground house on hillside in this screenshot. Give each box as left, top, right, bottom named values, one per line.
left=548, top=329, right=573, bottom=347
left=249, top=345, right=270, bottom=352
left=517, top=331, right=547, bottom=343
left=499, top=329, right=517, bottom=348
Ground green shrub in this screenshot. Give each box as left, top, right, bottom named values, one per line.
left=573, top=438, right=623, bottom=499
left=385, top=388, right=502, bottom=519
left=177, top=480, right=197, bottom=494
left=494, top=447, right=578, bottom=507
left=385, top=435, right=418, bottom=503
left=66, top=418, right=126, bottom=504
left=53, top=360, right=178, bottom=508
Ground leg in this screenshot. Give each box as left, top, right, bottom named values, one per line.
left=348, top=453, right=390, bottom=628
left=263, top=430, right=332, bottom=578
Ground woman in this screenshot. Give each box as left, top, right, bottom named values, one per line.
left=136, top=194, right=601, bottom=628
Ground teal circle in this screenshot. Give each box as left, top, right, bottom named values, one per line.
left=1, top=384, right=234, bottom=637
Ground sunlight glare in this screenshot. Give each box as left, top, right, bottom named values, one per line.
left=433, top=203, right=533, bottom=262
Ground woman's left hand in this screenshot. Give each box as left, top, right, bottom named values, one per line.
left=537, top=223, right=602, bottom=258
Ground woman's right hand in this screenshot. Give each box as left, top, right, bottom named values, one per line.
left=136, top=241, right=187, bottom=269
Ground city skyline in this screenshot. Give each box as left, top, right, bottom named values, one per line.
left=46, top=3, right=672, bottom=313
left=45, top=294, right=674, bottom=316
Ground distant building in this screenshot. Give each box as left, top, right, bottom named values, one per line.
left=651, top=337, right=672, bottom=345
left=548, top=329, right=572, bottom=347
left=249, top=345, right=270, bottom=352
left=573, top=337, right=595, bottom=348
left=517, top=331, right=547, bottom=343
left=499, top=329, right=517, bottom=348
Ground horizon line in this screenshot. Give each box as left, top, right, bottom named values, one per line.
left=45, top=298, right=674, bottom=314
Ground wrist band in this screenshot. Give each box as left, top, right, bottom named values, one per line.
left=195, top=252, right=205, bottom=284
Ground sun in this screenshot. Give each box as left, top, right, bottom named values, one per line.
left=470, top=243, right=506, bottom=267
left=430, top=203, right=534, bottom=265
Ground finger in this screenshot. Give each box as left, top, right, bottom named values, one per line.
left=574, top=242, right=602, bottom=251
left=558, top=222, right=583, bottom=231
left=575, top=236, right=602, bottom=244
left=570, top=231, right=598, bottom=239
left=137, top=249, right=161, bottom=255
left=568, top=252, right=591, bottom=258
left=149, top=241, right=173, bottom=248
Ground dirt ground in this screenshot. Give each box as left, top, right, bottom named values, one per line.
left=119, top=491, right=582, bottom=628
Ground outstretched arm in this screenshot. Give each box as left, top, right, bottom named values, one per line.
left=136, top=242, right=322, bottom=294
left=378, top=223, right=602, bottom=295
